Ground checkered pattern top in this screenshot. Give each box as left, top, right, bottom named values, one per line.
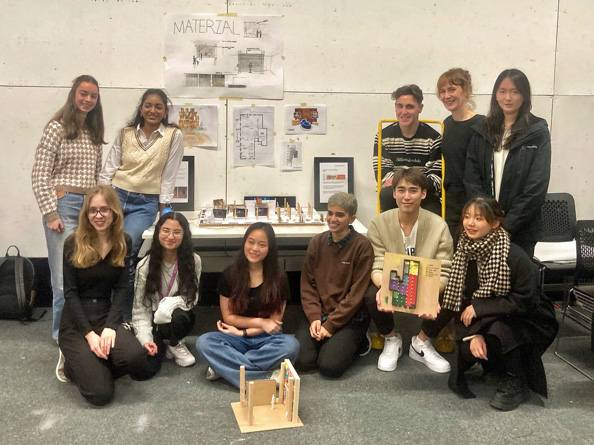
left=31, top=120, right=102, bottom=222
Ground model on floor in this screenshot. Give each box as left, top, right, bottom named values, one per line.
left=57, top=185, right=148, bottom=406
left=99, top=89, right=184, bottom=321
left=436, top=68, right=484, bottom=241
left=464, top=69, right=551, bottom=258
left=445, top=197, right=558, bottom=411
left=295, top=192, right=374, bottom=378
left=196, top=222, right=300, bottom=388
left=364, top=168, right=453, bottom=373
left=32, top=74, right=106, bottom=341
left=131, top=212, right=201, bottom=378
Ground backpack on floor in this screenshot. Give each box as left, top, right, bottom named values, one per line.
left=0, top=245, right=38, bottom=320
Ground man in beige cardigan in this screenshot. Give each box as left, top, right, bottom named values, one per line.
left=365, top=168, right=453, bottom=373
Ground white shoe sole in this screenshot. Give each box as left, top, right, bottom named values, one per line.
left=409, top=347, right=451, bottom=373
left=56, top=349, right=71, bottom=383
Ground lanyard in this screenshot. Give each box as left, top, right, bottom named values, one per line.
left=159, top=261, right=178, bottom=301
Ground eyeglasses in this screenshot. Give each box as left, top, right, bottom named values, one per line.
left=161, top=228, right=183, bottom=238
left=88, top=207, right=112, bottom=217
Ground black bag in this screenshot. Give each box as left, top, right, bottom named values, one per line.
left=0, top=245, right=41, bottom=320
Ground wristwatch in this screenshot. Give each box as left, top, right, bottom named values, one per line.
left=243, top=328, right=248, bottom=338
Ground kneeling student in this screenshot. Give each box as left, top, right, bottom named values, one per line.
left=295, top=193, right=374, bottom=377
left=132, top=212, right=201, bottom=378
left=365, top=168, right=453, bottom=373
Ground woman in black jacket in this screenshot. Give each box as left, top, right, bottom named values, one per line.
left=464, top=69, right=550, bottom=257
left=445, top=197, right=558, bottom=411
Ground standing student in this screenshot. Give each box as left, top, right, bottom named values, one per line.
left=132, top=212, right=201, bottom=375
left=295, top=192, right=374, bottom=378
left=58, top=185, right=147, bottom=406
left=32, top=74, right=105, bottom=341
left=196, top=223, right=300, bottom=388
left=99, top=89, right=184, bottom=320
left=444, top=197, right=558, bottom=411
left=372, top=84, right=442, bottom=215
left=436, top=68, right=485, bottom=240
left=464, top=69, right=551, bottom=257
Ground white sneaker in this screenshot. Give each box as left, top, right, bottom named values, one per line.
left=56, top=348, right=70, bottom=383
left=270, top=368, right=281, bottom=386
left=409, top=335, right=451, bottom=373
left=165, top=340, right=196, bottom=367
left=206, top=367, right=221, bottom=381
left=377, top=333, right=403, bottom=371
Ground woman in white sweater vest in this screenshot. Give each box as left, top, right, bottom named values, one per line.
left=99, top=89, right=184, bottom=320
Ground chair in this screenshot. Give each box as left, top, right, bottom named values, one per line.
left=535, top=193, right=577, bottom=302
left=554, top=220, right=594, bottom=381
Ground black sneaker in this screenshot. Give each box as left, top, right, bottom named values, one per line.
left=490, top=374, right=530, bottom=411
left=357, top=331, right=372, bottom=357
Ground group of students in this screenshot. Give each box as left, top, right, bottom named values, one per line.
left=31, top=69, right=558, bottom=411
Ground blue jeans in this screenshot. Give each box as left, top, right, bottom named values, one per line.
left=115, top=187, right=159, bottom=321
left=43, top=192, right=85, bottom=340
left=196, top=332, right=300, bottom=388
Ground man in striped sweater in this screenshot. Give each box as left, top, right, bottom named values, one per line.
left=372, top=84, right=442, bottom=215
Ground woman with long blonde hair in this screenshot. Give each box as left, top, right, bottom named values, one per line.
left=57, top=185, right=147, bottom=406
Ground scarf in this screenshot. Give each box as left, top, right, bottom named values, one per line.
left=442, top=227, right=511, bottom=312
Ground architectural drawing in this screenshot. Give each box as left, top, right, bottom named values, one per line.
left=170, top=104, right=218, bottom=148
left=233, top=106, right=275, bottom=167
left=165, top=14, right=283, bottom=99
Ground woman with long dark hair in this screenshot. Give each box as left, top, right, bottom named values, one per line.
left=99, top=89, right=184, bottom=320
left=445, top=197, right=558, bottom=411
left=132, top=212, right=201, bottom=374
left=464, top=69, right=551, bottom=257
left=436, top=68, right=484, bottom=240
left=32, top=74, right=106, bottom=341
left=57, top=185, right=147, bottom=406
left=196, top=222, right=300, bottom=388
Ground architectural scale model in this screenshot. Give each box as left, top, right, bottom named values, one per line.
left=387, top=259, right=420, bottom=309
left=199, top=199, right=325, bottom=226
left=231, top=359, right=303, bottom=433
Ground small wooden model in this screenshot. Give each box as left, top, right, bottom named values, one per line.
left=231, top=360, right=303, bottom=433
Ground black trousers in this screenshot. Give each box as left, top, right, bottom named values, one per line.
left=59, top=299, right=147, bottom=406
left=130, top=308, right=196, bottom=381
left=294, top=307, right=369, bottom=378
left=363, top=283, right=453, bottom=338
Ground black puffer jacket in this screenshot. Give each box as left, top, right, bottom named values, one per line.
left=464, top=115, right=551, bottom=250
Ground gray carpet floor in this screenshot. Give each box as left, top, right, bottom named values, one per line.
left=1, top=306, right=593, bottom=445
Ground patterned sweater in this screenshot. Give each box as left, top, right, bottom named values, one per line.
left=31, top=120, right=102, bottom=222
left=372, top=122, right=442, bottom=201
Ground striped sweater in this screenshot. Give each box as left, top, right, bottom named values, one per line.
left=372, top=122, right=442, bottom=200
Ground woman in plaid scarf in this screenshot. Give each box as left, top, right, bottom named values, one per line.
left=445, top=197, right=558, bottom=411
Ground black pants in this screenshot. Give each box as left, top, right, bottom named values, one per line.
left=131, top=308, right=196, bottom=381
left=59, top=299, right=148, bottom=406
left=363, top=283, right=453, bottom=338
left=294, top=307, right=369, bottom=378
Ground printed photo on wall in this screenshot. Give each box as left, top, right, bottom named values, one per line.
left=284, top=105, right=327, bottom=134
left=170, top=104, right=218, bottom=148
left=281, top=141, right=302, bottom=171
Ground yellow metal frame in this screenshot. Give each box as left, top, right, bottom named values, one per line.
left=376, top=119, right=445, bottom=218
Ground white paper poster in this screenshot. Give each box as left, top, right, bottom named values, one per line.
left=233, top=106, right=275, bottom=167
left=164, top=14, right=283, bottom=99
left=281, top=141, right=302, bottom=171
left=172, top=161, right=189, bottom=203
left=284, top=105, right=327, bottom=134
left=170, top=104, right=218, bottom=148
left=319, top=162, right=349, bottom=202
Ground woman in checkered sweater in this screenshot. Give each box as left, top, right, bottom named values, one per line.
left=31, top=75, right=106, bottom=341
left=444, top=197, right=558, bottom=411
